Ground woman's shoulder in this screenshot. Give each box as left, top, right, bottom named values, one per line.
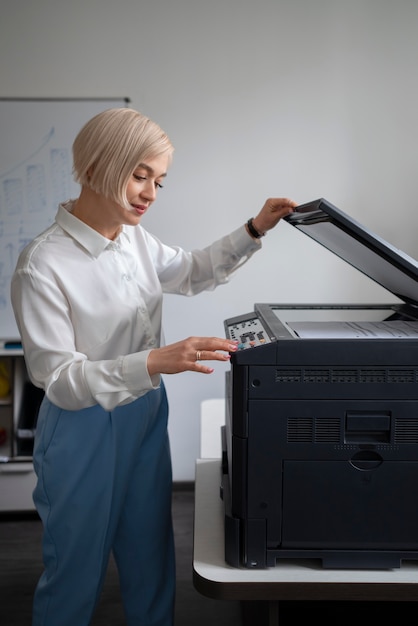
left=14, top=222, right=64, bottom=272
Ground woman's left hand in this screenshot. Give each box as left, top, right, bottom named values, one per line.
left=251, top=197, right=297, bottom=236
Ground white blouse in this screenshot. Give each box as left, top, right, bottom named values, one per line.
left=11, top=200, right=261, bottom=411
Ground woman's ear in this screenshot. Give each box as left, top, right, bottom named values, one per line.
left=86, top=166, right=94, bottom=183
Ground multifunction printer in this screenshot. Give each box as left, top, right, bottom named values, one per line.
left=222, top=198, right=418, bottom=569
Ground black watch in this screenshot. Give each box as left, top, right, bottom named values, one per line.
left=247, top=217, right=265, bottom=238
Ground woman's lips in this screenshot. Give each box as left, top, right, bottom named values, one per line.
left=132, top=204, right=147, bottom=215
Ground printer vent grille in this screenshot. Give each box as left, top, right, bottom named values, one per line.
left=303, top=370, right=330, bottom=383
left=287, top=418, right=313, bottom=442
left=394, top=418, right=418, bottom=443
left=287, top=418, right=340, bottom=443
left=330, top=369, right=357, bottom=383
left=277, top=367, right=418, bottom=385
left=276, top=369, right=302, bottom=383
left=359, top=369, right=386, bottom=383
left=315, top=418, right=341, bottom=442
left=388, top=370, right=416, bottom=384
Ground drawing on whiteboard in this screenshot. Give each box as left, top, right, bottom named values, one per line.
left=0, top=97, right=128, bottom=339
left=0, top=126, right=77, bottom=331
left=0, top=127, right=54, bottom=179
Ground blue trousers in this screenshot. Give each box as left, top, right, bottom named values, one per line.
left=32, top=383, right=175, bottom=626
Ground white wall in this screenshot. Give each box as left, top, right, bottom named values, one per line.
left=1, top=0, right=417, bottom=479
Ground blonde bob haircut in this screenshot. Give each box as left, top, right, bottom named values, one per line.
left=72, top=107, right=174, bottom=208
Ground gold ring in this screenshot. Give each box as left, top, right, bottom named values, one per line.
left=196, top=350, right=201, bottom=361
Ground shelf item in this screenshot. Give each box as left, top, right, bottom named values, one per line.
left=0, top=351, right=43, bottom=512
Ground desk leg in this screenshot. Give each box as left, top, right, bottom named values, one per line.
left=241, top=601, right=280, bottom=625
left=268, top=601, right=279, bottom=625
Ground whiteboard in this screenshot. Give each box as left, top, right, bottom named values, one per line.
left=0, top=97, right=129, bottom=341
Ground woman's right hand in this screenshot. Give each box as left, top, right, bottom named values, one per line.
left=147, top=336, right=238, bottom=376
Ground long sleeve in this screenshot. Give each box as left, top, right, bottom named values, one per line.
left=11, top=202, right=262, bottom=411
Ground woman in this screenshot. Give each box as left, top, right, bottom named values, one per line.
left=11, top=107, right=296, bottom=626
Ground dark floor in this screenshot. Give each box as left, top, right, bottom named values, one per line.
left=0, top=489, right=417, bottom=625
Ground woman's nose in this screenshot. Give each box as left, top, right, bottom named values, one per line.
left=141, top=181, right=156, bottom=201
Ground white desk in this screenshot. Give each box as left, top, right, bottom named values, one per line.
left=193, top=458, right=418, bottom=625
left=199, top=398, right=225, bottom=458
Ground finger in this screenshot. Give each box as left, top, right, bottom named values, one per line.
left=195, top=349, right=205, bottom=362
left=203, top=338, right=238, bottom=353
left=196, top=349, right=232, bottom=363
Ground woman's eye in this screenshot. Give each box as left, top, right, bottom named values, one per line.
left=133, top=174, right=163, bottom=189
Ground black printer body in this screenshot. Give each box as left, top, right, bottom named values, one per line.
left=222, top=198, right=418, bottom=570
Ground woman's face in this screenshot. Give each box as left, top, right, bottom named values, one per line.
left=124, top=153, right=170, bottom=221
left=76, top=152, right=171, bottom=241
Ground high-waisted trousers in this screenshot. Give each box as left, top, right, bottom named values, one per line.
left=31, top=382, right=175, bottom=626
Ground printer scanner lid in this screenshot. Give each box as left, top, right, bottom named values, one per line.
left=284, top=198, right=418, bottom=307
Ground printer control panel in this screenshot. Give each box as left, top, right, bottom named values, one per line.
left=225, top=315, right=273, bottom=350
